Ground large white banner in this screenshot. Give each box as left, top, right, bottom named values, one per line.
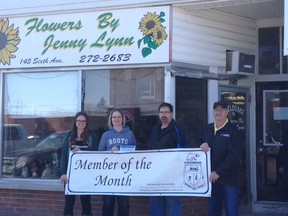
left=65, top=148, right=211, bottom=197
left=0, top=6, right=170, bottom=68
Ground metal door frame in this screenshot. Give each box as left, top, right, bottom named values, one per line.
left=219, top=85, right=252, bottom=214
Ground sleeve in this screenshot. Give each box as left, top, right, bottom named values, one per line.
left=195, top=125, right=213, bottom=148
left=148, top=125, right=157, bottom=150
left=60, top=132, right=71, bottom=175
left=129, top=131, right=137, bottom=147
left=88, top=131, right=99, bottom=151
left=179, top=125, right=188, bottom=148
left=98, top=133, right=107, bottom=151
left=195, top=132, right=204, bottom=147
left=215, top=127, right=244, bottom=176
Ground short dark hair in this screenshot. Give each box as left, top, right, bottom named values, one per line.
left=158, top=102, right=173, bottom=112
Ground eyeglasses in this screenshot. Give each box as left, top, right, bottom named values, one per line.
left=159, top=111, right=171, bottom=115
left=76, top=120, right=87, bottom=123
left=112, top=116, right=122, bottom=119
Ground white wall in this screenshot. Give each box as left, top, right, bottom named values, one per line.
left=172, top=7, right=257, bottom=68
left=1, top=0, right=141, bottom=16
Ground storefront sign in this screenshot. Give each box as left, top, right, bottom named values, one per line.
left=65, top=148, right=211, bottom=197
left=0, top=6, right=170, bottom=68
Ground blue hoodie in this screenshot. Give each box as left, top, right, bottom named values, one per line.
left=98, top=126, right=137, bottom=151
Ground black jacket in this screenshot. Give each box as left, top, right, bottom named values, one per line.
left=60, top=130, right=99, bottom=175
left=197, top=121, right=244, bottom=186
left=149, top=119, right=187, bottom=150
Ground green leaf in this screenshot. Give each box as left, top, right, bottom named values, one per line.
left=137, top=39, right=142, bottom=48
left=160, top=12, right=165, bottom=17
left=142, top=47, right=152, bottom=57
left=143, top=35, right=152, bottom=44
left=160, top=18, right=165, bottom=23
left=147, top=41, right=158, bottom=50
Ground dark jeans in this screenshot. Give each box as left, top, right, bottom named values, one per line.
left=208, top=183, right=239, bottom=216
left=64, top=194, right=92, bottom=216
left=102, top=195, right=129, bottom=216
left=149, top=196, right=182, bottom=216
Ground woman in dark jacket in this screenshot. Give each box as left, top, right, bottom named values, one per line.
left=60, top=111, right=98, bottom=216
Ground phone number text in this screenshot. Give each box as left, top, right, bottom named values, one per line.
left=79, top=54, right=131, bottom=63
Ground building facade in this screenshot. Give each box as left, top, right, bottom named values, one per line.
left=0, top=0, right=287, bottom=215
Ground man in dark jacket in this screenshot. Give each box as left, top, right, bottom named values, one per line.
left=198, top=101, right=244, bottom=216
left=148, top=102, right=187, bottom=216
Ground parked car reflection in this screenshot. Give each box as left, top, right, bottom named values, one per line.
left=3, top=124, right=40, bottom=158
left=14, top=131, right=69, bottom=179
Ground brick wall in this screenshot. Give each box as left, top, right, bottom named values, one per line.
left=0, top=189, right=208, bottom=216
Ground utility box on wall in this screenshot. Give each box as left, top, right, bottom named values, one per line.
left=226, top=51, right=255, bottom=75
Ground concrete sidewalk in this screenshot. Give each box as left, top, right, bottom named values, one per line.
left=240, top=213, right=287, bottom=216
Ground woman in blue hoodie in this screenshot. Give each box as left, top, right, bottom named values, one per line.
left=98, top=108, right=137, bottom=216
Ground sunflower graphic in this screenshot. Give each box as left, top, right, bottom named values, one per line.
left=138, top=11, right=167, bottom=58
left=0, top=18, right=21, bottom=65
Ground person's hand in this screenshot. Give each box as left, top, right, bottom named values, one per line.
left=210, top=171, right=219, bottom=183
left=71, top=147, right=80, bottom=153
left=111, top=146, right=119, bottom=151
left=60, top=174, right=68, bottom=184
left=200, top=142, right=210, bottom=153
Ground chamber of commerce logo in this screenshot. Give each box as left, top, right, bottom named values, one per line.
left=138, top=11, right=168, bottom=58
left=0, top=18, right=21, bottom=65
left=183, top=153, right=206, bottom=190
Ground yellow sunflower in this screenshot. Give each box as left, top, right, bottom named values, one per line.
left=139, top=12, right=161, bottom=36
left=0, top=18, right=21, bottom=65
left=152, top=26, right=167, bottom=46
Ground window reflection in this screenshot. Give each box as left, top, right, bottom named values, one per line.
left=2, top=68, right=165, bottom=179
left=263, top=90, right=288, bottom=146
left=258, top=27, right=280, bottom=74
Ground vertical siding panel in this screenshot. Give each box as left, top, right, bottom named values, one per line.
left=172, top=7, right=256, bottom=67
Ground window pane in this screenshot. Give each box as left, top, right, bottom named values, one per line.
left=2, top=71, right=80, bottom=179
left=176, top=77, right=207, bottom=147
left=5, top=72, right=80, bottom=117
left=259, top=27, right=280, bottom=74
left=263, top=90, right=288, bottom=146
left=281, top=26, right=288, bottom=74
left=2, top=68, right=164, bottom=179
left=84, top=68, right=164, bottom=150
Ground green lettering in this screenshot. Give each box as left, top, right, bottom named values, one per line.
left=90, top=31, right=134, bottom=51
left=97, top=13, right=112, bottom=29
left=25, top=18, right=83, bottom=36
left=42, top=34, right=54, bottom=55
left=90, top=31, right=106, bottom=48
left=25, top=18, right=38, bottom=36
left=42, top=34, right=87, bottom=55
left=97, top=12, right=120, bottom=32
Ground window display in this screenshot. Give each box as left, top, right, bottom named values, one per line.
left=1, top=68, right=164, bottom=179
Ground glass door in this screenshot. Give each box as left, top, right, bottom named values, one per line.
left=219, top=86, right=251, bottom=212
left=256, top=82, right=288, bottom=204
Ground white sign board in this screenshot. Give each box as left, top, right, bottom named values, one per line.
left=65, top=148, right=211, bottom=197
left=0, top=6, right=170, bottom=68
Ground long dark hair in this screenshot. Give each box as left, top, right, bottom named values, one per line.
left=69, top=111, right=89, bottom=145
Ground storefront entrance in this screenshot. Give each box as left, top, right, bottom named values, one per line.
left=219, top=86, right=251, bottom=213
left=254, top=81, right=288, bottom=213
